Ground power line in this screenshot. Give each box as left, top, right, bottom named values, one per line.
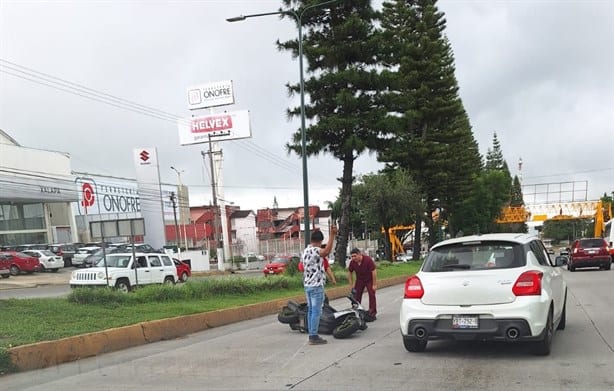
left=0, top=58, right=326, bottom=180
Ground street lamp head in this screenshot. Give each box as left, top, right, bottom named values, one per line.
left=226, top=15, right=246, bottom=22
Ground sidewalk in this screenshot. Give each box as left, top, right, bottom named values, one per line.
left=0, top=269, right=70, bottom=289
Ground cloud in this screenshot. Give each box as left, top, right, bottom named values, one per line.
left=1, top=0, right=612, bottom=215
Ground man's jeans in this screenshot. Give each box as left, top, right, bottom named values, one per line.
left=305, top=285, right=324, bottom=337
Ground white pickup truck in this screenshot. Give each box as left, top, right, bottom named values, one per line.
left=69, top=252, right=177, bottom=292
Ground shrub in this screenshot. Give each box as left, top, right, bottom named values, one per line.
left=67, top=287, right=129, bottom=305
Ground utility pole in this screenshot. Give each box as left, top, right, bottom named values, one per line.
left=170, top=166, right=189, bottom=251
left=169, top=192, right=180, bottom=250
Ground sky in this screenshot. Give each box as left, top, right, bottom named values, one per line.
left=1, top=0, right=613, bottom=212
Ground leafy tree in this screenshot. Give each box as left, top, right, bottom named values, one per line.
left=278, top=0, right=382, bottom=264
left=353, top=170, right=422, bottom=261
left=451, top=169, right=511, bottom=235
left=543, top=219, right=592, bottom=243
left=377, top=0, right=482, bottom=252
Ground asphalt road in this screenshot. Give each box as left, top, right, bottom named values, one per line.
left=2, top=267, right=613, bottom=390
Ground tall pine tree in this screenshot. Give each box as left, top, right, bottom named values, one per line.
left=277, top=0, right=381, bottom=266
left=377, top=0, right=482, bottom=250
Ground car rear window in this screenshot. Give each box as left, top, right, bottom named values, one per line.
left=578, top=239, right=606, bottom=248
left=423, top=241, right=525, bottom=272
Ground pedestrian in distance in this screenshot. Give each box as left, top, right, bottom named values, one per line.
left=302, top=225, right=338, bottom=345
left=347, top=247, right=378, bottom=321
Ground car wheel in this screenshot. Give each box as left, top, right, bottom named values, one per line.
left=51, top=268, right=59, bottom=273
left=557, top=292, right=567, bottom=331
left=180, top=271, right=189, bottom=282
left=164, top=276, right=175, bottom=285
left=1, top=274, right=10, bottom=279
left=568, top=264, right=575, bottom=272
left=403, top=336, right=427, bottom=352
left=39, top=264, right=46, bottom=272
left=532, top=307, right=554, bottom=356
left=115, top=279, right=131, bottom=293
left=9, top=265, right=20, bottom=276
left=332, top=315, right=360, bottom=339
left=604, top=262, right=611, bottom=271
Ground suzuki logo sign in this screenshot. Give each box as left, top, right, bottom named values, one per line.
left=139, top=150, right=150, bottom=162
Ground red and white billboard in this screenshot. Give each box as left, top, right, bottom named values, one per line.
left=177, top=110, right=251, bottom=145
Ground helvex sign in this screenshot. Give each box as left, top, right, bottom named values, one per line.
left=191, top=115, right=233, bottom=133
left=177, top=110, right=252, bottom=145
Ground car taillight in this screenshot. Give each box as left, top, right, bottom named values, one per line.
left=512, top=270, right=543, bottom=296
left=404, top=275, right=424, bottom=299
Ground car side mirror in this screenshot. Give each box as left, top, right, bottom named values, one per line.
left=555, top=256, right=568, bottom=266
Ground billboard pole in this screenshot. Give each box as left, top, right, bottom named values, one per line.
left=203, top=136, right=224, bottom=271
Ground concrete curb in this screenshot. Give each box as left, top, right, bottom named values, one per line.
left=8, top=275, right=408, bottom=372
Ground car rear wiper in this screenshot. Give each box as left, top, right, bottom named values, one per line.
left=440, top=264, right=471, bottom=270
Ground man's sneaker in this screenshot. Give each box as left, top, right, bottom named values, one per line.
left=308, top=336, right=327, bottom=345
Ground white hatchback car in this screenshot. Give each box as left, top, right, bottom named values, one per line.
left=400, top=233, right=567, bottom=355
left=22, top=249, right=64, bottom=272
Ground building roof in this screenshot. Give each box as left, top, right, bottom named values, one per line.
left=231, top=210, right=254, bottom=219
left=316, top=210, right=332, bottom=218
left=0, top=128, right=20, bottom=146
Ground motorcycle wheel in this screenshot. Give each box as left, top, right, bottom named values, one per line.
left=278, top=305, right=299, bottom=324
left=333, top=315, right=360, bottom=339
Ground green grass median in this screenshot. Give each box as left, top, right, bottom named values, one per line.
left=0, top=261, right=421, bottom=373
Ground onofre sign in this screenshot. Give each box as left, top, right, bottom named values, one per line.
left=187, top=80, right=234, bottom=110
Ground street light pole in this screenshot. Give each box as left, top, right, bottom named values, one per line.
left=227, top=0, right=339, bottom=248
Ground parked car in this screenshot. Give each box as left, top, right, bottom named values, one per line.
left=0, top=251, right=41, bottom=275
left=0, top=255, right=10, bottom=278
left=49, top=243, right=79, bottom=267
left=263, top=255, right=299, bottom=276
left=400, top=233, right=567, bottom=356
left=568, top=238, right=611, bottom=271
left=70, top=252, right=177, bottom=292
left=72, top=246, right=101, bottom=267
left=83, top=247, right=127, bottom=267
left=396, top=252, right=412, bottom=262
left=173, top=258, right=192, bottom=282
left=14, top=244, right=49, bottom=252
left=22, top=249, right=63, bottom=272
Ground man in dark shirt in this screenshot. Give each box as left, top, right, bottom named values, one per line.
left=347, top=247, right=377, bottom=320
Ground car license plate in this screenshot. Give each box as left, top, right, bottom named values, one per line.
left=452, top=315, right=479, bottom=329
left=268, top=271, right=275, bottom=274
left=587, top=249, right=596, bottom=254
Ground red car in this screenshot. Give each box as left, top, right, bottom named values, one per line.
left=568, top=238, right=611, bottom=271
left=0, top=254, right=10, bottom=278
left=263, top=255, right=299, bottom=276
left=0, top=251, right=41, bottom=275
left=173, top=258, right=191, bottom=282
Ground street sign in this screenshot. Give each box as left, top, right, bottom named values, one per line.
left=187, top=80, right=234, bottom=110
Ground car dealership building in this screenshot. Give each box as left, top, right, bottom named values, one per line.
left=0, top=129, right=188, bottom=247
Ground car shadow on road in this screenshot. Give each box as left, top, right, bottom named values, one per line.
left=423, top=340, right=538, bottom=358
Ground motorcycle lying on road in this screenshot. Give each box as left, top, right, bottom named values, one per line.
left=277, top=295, right=370, bottom=339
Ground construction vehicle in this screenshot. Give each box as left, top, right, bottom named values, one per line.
left=386, top=225, right=415, bottom=261
left=593, top=200, right=612, bottom=238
